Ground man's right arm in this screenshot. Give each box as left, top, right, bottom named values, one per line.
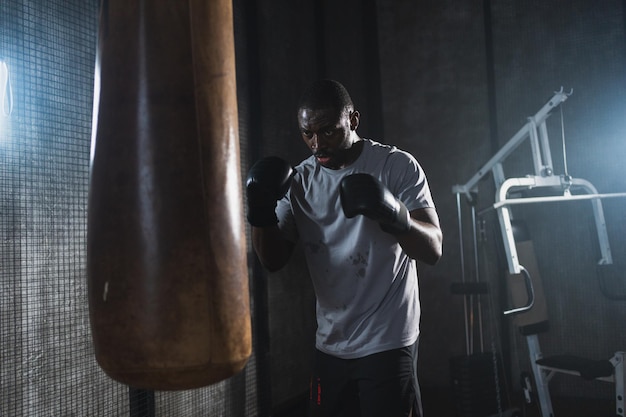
left=245, top=156, right=296, bottom=271
left=251, top=225, right=295, bottom=272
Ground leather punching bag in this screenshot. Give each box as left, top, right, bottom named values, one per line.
left=88, top=0, right=251, bottom=390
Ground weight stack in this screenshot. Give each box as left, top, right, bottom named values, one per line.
left=450, top=352, right=506, bottom=417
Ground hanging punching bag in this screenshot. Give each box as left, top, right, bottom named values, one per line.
left=88, top=0, right=251, bottom=390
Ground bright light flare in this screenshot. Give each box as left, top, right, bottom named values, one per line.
left=0, top=60, right=13, bottom=138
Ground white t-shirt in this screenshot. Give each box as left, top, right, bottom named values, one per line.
left=276, top=139, right=435, bottom=359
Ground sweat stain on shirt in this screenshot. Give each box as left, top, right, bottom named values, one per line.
left=349, top=251, right=369, bottom=279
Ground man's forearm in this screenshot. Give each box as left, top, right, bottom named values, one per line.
left=396, top=207, right=443, bottom=265
left=251, top=226, right=294, bottom=272
left=396, top=220, right=443, bottom=265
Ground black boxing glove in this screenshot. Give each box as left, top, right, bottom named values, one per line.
left=340, top=173, right=411, bottom=234
left=245, top=156, right=294, bottom=227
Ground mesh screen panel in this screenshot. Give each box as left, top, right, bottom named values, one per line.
left=0, top=0, right=127, bottom=415
left=0, top=1, right=260, bottom=415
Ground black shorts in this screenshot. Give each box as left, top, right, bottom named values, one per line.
left=309, top=339, right=422, bottom=417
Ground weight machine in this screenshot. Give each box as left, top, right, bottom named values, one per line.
left=452, top=88, right=626, bottom=417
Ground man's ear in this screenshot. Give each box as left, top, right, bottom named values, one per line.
left=349, top=110, right=360, bottom=130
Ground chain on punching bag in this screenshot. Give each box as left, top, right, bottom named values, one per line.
left=88, top=0, right=251, bottom=390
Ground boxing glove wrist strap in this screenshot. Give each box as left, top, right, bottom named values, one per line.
left=379, top=201, right=411, bottom=235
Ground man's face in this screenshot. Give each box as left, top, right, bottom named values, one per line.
left=298, top=106, right=358, bottom=169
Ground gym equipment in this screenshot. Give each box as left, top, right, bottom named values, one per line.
left=450, top=221, right=520, bottom=417
left=88, top=0, right=251, bottom=390
left=452, top=88, right=626, bottom=416
left=507, top=223, right=625, bottom=417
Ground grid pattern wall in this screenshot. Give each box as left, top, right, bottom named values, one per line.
left=0, top=1, right=124, bottom=415
left=0, top=1, right=259, bottom=416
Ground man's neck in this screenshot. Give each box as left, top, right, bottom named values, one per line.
left=338, top=137, right=364, bottom=169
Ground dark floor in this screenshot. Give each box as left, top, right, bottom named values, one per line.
left=273, top=386, right=616, bottom=417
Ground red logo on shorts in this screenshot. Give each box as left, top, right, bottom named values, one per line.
left=310, top=377, right=322, bottom=406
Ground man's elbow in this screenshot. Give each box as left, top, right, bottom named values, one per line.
left=423, top=235, right=443, bottom=265
left=422, top=246, right=442, bottom=265
left=261, top=259, right=287, bottom=273
left=254, top=246, right=293, bottom=273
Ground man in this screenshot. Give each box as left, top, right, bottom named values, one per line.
left=246, top=79, right=442, bottom=417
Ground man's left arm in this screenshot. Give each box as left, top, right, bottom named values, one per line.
left=339, top=173, right=442, bottom=264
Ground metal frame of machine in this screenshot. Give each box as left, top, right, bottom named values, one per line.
left=452, top=89, right=626, bottom=417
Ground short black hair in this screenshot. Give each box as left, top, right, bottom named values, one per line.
left=297, top=79, right=354, bottom=113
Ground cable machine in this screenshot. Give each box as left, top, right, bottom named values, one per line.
left=451, top=89, right=626, bottom=417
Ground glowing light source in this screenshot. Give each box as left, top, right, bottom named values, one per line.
left=0, top=60, right=13, bottom=138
